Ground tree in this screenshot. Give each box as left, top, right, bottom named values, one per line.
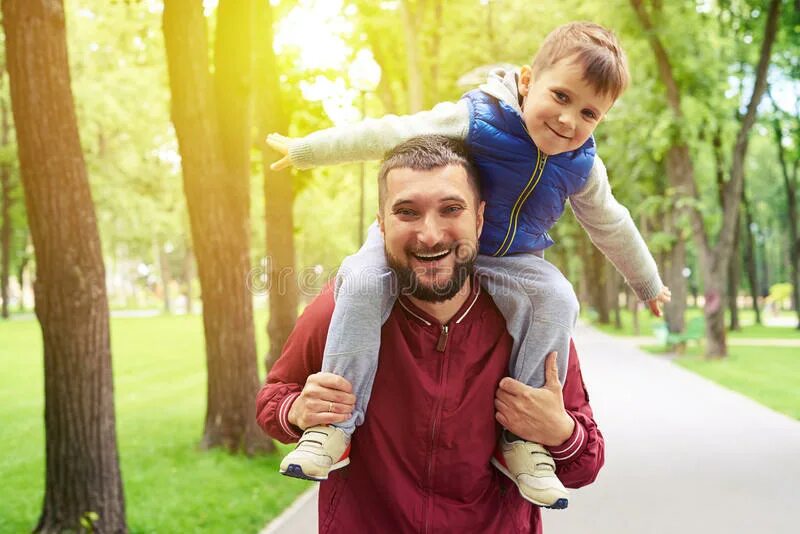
left=1, top=0, right=126, bottom=531
left=631, top=0, right=781, bottom=357
left=256, top=0, right=299, bottom=371
left=163, top=0, right=270, bottom=453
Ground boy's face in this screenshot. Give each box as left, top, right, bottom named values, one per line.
left=517, top=57, right=615, bottom=156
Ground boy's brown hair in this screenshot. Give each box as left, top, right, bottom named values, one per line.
left=531, top=22, right=630, bottom=102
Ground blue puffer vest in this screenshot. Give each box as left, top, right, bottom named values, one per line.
left=463, top=89, right=596, bottom=256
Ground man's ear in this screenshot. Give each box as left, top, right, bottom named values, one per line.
left=517, top=65, right=532, bottom=97
left=377, top=211, right=385, bottom=235
left=476, top=200, right=486, bottom=239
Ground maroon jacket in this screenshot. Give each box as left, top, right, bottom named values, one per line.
left=256, top=281, right=604, bottom=533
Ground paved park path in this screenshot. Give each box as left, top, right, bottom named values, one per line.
left=261, top=323, right=800, bottom=534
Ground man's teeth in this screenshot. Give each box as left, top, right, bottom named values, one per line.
left=415, top=250, right=449, bottom=260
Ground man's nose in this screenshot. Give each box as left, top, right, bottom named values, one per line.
left=416, top=214, right=445, bottom=247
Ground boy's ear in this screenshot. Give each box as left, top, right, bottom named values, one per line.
left=518, top=65, right=532, bottom=97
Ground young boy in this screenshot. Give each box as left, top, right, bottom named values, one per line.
left=269, top=22, right=670, bottom=509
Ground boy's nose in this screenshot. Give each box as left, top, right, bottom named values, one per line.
left=558, top=111, right=575, bottom=130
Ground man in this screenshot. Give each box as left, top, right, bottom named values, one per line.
left=256, top=136, right=603, bottom=533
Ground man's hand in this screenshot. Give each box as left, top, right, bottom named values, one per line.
left=265, top=133, right=293, bottom=171
left=494, top=352, right=575, bottom=447
left=287, top=372, right=356, bottom=430
left=647, top=285, right=672, bottom=317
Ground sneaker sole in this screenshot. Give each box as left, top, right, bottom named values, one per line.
left=280, top=458, right=351, bottom=482
left=490, top=457, right=569, bottom=510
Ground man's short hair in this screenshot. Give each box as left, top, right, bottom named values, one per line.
left=378, top=135, right=481, bottom=212
left=531, top=21, right=630, bottom=102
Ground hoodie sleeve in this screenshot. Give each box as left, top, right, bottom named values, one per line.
left=546, top=340, right=605, bottom=489
left=569, top=156, right=664, bottom=301
left=255, top=285, right=336, bottom=443
left=287, top=101, right=471, bottom=170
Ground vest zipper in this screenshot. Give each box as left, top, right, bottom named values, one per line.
left=492, top=149, right=548, bottom=257
left=435, top=324, right=449, bottom=352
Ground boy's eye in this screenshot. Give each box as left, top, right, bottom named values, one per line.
left=553, top=91, right=568, bottom=103
left=582, top=109, right=598, bottom=120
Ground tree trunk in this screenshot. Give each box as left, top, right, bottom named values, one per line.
left=256, top=1, right=299, bottom=374
left=632, top=0, right=781, bottom=357
left=589, top=246, right=609, bottom=324
left=608, top=267, right=622, bottom=329
left=183, top=243, right=195, bottom=315
left=741, top=185, right=761, bottom=325
left=17, top=249, right=28, bottom=312
left=0, top=154, right=10, bottom=320
left=727, top=219, right=742, bottom=331
left=158, top=242, right=172, bottom=314
left=2, top=1, right=126, bottom=531
left=661, top=192, right=687, bottom=333
left=769, top=96, right=800, bottom=328
left=163, top=0, right=270, bottom=454
left=400, top=0, right=424, bottom=112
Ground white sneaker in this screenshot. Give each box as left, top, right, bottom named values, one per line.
left=490, top=432, right=569, bottom=509
left=280, top=425, right=351, bottom=481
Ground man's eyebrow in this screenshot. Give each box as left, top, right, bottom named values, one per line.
left=391, top=198, right=414, bottom=209
left=440, top=195, right=467, bottom=203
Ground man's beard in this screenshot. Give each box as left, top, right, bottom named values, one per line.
left=386, top=242, right=476, bottom=303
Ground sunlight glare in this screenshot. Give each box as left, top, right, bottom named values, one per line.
left=275, top=0, right=353, bottom=71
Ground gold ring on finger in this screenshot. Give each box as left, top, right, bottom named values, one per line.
left=328, top=401, right=334, bottom=412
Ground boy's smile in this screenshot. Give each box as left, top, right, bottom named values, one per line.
left=517, top=56, right=615, bottom=156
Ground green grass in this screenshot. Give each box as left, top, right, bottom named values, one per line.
left=0, top=313, right=310, bottom=534
left=640, top=344, right=800, bottom=420
left=587, top=307, right=799, bottom=340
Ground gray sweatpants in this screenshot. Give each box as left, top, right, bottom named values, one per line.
left=323, top=223, right=579, bottom=435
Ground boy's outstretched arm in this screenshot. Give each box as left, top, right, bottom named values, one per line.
left=569, top=156, right=666, bottom=306
left=263, top=101, right=469, bottom=171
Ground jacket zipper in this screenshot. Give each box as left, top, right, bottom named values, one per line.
left=435, top=324, right=449, bottom=352
left=424, top=322, right=451, bottom=533
left=492, top=149, right=548, bottom=257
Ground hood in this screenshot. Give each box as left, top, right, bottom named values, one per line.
left=479, top=68, right=523, bottom=115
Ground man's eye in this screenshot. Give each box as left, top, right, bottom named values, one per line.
left=395, top=208, right=417, bottom=217
left=443, top=205, right=464, bottom=214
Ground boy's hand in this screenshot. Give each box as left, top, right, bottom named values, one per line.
left=266, top=133, right=292, bottom=171
left=647, top=286, right=672, bottom=317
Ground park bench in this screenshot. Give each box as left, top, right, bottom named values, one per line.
left=654, top=316, right=705, bottom=351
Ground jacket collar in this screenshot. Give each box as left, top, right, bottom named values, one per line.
left=397, top=276, right=482, bottom=327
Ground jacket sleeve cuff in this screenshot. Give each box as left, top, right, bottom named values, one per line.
left=287, top=140, right=314, bottom=170
left=629, top=274, right=664, bottom=302
left=278, top=392, right=303, bottom=440
left=546, top=412, right=587, bottom=462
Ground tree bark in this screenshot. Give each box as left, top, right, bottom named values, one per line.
left=0, top=126, right=10, bottom=318
left=400, top=0, right=424, bottom=112
left=163, top=0, right=270, bottom=453
left=769, top=95, right=800, bottom=328
left=631, top=0, right=781, bottom=356
left=158, top=242, right=172, bottom=314
left=741, top=189, right=761, bottom=324
left=182, top=242, right=195, bottom=315
left=2, top=0, right=126, bottom=531
left=256, top=0, right=299, bottom=375
left=727, top=218, right=742, bottom=331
